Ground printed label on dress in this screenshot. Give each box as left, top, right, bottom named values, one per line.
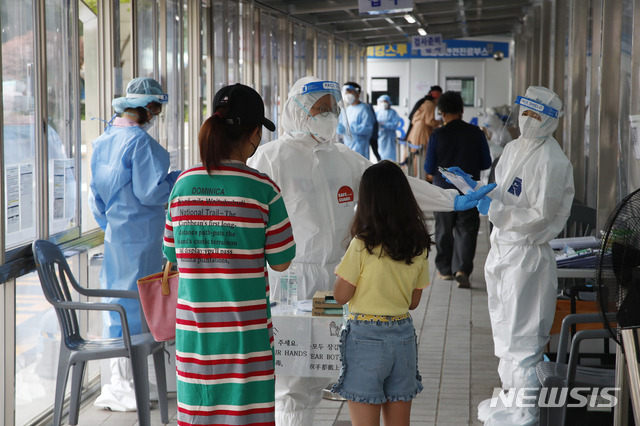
left=337, top=186, right=354, bottom=203
left=507, top=177, right=522, bottom=196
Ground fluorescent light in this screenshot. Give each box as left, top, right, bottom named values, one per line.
left=404, top=14, right=416, bottom=24
left=385, top=17, right=395, bottom=24
left=417, top=28, right=427, bottom=36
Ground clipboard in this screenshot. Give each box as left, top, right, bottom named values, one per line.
left=439, top=167, right=474, bottom=194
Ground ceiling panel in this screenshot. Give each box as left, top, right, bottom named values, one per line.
left=256, top=0, right=536, bottom=45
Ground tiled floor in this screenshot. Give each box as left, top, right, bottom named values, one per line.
left=69, top=217, right=500, bottom=425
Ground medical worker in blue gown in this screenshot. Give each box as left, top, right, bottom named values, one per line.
left=337, top=81, right=375, bottom=159
left=89, top=77, right=181, bottom=411
left=375, top=94, right=401, bottom=161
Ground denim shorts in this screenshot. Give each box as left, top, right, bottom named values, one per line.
left=331, top=314, right=423, bottom=404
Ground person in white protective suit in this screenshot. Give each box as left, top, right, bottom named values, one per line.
left=451, top=86, right=575, bottom=425
left=90, top=77, right=181, bottom=411
left=247, top=76, right=496, bottom=426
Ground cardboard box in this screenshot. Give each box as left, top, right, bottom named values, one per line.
left=312, top=291, right=340, bottom=308
left=312, top=307, right=344, bottom=317
left=312, top=291, right=343, bottom=316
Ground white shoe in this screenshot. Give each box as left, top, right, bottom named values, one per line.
left=484, top=406, right=538, bottom=426
left=94, top=358, right=137, bottom=411
left=478, top=389, right=509, bottom=422
left=93, top=383, right=137, bottom=412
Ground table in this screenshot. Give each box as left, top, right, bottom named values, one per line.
left=556, top=268, right=595, bottom=279
left=271, top=304, right=343, bottom=378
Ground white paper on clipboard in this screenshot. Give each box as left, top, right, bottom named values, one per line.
left=439, top=167, right=474, bottom=194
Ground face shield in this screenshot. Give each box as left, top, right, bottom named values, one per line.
left=280, top=77, right=350, bottom=143
left=512, top=86, right=563, bottom=141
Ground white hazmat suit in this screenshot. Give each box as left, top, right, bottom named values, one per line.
left=248, top=76, right=491, bottom=425
left=478, top=86, right=575, bottom=425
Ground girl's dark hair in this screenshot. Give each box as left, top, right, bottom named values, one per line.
left=350, top=160, right=432, bottom=264
left=131, top=102, right=162, bottom=125
left=199, top=106, right=259, bottom=174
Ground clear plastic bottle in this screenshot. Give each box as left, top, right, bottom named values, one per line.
left=279, top=273, right=289, bottom=307
left=286, top=264, right=298, bottom=312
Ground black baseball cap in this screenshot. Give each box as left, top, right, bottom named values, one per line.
left=213, top=83, right=276, bottom=132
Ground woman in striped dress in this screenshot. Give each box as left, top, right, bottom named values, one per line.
left=163, top=84, right=296, bottom=426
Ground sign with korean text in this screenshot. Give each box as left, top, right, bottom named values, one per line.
left=411, top=34, right=446, bottom=55
left=358, top=0, right=413, bottom=14
left=272, top=310, right=342, bottom=378
left=368, top=39, right=509, bottom=59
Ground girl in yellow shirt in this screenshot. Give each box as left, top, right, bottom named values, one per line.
left=332, top=160, right=432, bottom=426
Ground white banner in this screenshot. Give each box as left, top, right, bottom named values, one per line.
left=272, top=308, right=342, bottom=378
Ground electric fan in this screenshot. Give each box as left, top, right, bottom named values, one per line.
left=595, top=187, right=640, bottom=345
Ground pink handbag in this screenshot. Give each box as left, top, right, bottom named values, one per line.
left=137, top=261, right=179, bottom=341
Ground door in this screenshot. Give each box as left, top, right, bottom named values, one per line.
left=367, top=59, right=410, bottom=139
left=438, top=59, right=486, bottom=124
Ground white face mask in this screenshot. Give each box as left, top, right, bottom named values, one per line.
left=518, top=112, right=558, bottom=141
left=141, top=115, right=157, bottom=132
left=344, top=94, right=356, bottom=105
left=306, top=113, right=338, bottom=143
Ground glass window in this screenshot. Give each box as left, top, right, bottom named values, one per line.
left=293, top=24, right=305, bottom=83
left=371, top=77, right=400, bottom=105
left=15, top=272, right=60, bottom=425
left=317, top=36, right=328, bottom=80
left=445, top=77, right=476, bottom=107
left=2, top=0, right=38, bottom=249
left=163, top=0, right=184, bottom=171
left=15, top=251, right=101, bottom=426
left=80, top=0, right=100, bottom=233
left=213, top=0, right=226, bottom=93
left=335, top=40, right=344, bottom=84
left=228, top=1, right=240, bottom=84
left=260, top=11, right=272, bottom=139
left=136, top=0, right=156, bottom=80
left=348, top=43, right=358, bottom=81
left=45, top=1, right=78, bottom=241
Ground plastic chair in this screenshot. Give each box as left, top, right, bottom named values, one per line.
left=31, top=239, right=169, bottom=426
left=560, top=201, right=597, bottom=238
left=536, top=312, right=616, bottom=426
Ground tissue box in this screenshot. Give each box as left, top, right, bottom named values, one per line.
left=312, top=291, right=343, bottom=316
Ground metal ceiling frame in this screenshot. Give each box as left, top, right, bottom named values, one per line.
left=256, top=0, right=536, bottom=46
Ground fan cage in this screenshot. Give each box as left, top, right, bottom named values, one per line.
left=596, top=187, right=640, bottom=347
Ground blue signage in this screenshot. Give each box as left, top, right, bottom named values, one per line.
left=367, top=39, right=509, bottom=59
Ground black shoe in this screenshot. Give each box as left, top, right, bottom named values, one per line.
left=455, top=271, right=471, bottom=288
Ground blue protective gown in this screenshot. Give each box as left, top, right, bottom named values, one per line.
left=375, top=108, right=401, bottom=161
left=89, top=117, right=179, bottom=337
left=338, top=102, right=374, bottom=159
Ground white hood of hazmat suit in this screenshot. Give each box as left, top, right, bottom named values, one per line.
left=247, top=76, right=458, bottom=426
left=479, top=86, right=575, bottom=426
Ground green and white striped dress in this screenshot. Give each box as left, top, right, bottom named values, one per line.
left=163, top=161, right=295, bottom=426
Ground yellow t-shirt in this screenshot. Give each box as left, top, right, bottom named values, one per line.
left=334, top=237, right=430, bottom=316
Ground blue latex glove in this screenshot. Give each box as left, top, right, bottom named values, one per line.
left=453, top=183, right=497, bottom=211
left=446, top=166, right=478, bottom=189
left=454, top=194, right=478, bottom=211
left=477, top=196, right=492, bottom=215
left=337, top=123, right=346, bottom=134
